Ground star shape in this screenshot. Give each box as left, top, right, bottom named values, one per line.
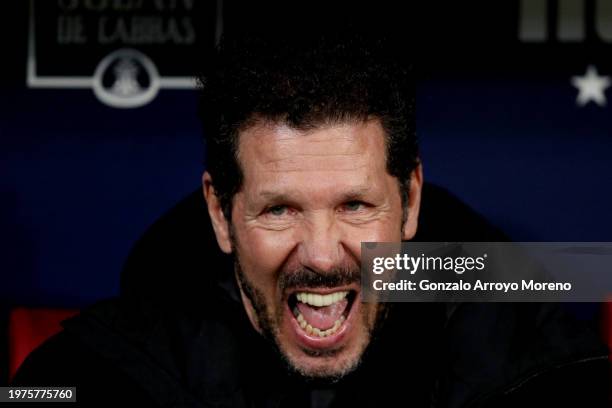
left=571, top=65, right=611, bottom=107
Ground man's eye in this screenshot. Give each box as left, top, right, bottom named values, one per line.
left=266, top=205, right=288, bottom=216
left=343, top=201, right=365, bottom=212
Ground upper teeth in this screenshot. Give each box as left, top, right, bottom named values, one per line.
left=296, top=291, right=348, bottom=307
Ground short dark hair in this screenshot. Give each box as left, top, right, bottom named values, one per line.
left=198, top=30, right=418, bottom=220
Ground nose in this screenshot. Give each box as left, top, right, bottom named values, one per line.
left=297, top=211, right=345, bottom=273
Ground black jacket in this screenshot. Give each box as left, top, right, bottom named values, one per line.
left=12, top=185, right=610, bottom=407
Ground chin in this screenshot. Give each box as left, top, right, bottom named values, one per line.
left=280, top=340, right=367, bottom=381
left=234, top=261, right=383, bottom=381
left=272, top=292, right=377, bottom=381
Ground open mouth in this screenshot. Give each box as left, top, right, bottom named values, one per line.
left=287, top=289, right=357, bottom=341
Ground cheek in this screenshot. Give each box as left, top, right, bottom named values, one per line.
left=235, top=227, right=296, bottom=286
left=342, top=221, right=404, bottom=260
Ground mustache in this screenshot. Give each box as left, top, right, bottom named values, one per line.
left=279, top=265, right=361, bottom=293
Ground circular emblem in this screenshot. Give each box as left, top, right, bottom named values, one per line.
left=92, top=48, right=160, bottom=108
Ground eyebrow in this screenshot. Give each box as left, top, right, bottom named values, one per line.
left=257, top=186, right=374, bottom=203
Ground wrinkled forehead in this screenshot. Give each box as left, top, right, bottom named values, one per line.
left=236, top=119, right=388, bottom=184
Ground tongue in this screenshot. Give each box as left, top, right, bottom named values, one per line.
left=297, top=298, right=348, bottom=330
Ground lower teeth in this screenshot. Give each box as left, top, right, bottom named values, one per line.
left=294, top=309, right=345, bottom=338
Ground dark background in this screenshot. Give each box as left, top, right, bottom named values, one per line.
left=2, top=0, right=612, bottom=384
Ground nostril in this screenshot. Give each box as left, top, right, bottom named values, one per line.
left=299, top=243, right=345, bottom=273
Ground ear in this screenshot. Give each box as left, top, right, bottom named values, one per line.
left=402, top=163, right=423, bottom=240
left=202, top=171, right=233, bottom=254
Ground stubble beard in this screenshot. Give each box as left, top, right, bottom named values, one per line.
left=233, top=253, right=390, bottom=383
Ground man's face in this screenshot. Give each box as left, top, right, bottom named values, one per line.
left=205, top=119, right=421, bottom=380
